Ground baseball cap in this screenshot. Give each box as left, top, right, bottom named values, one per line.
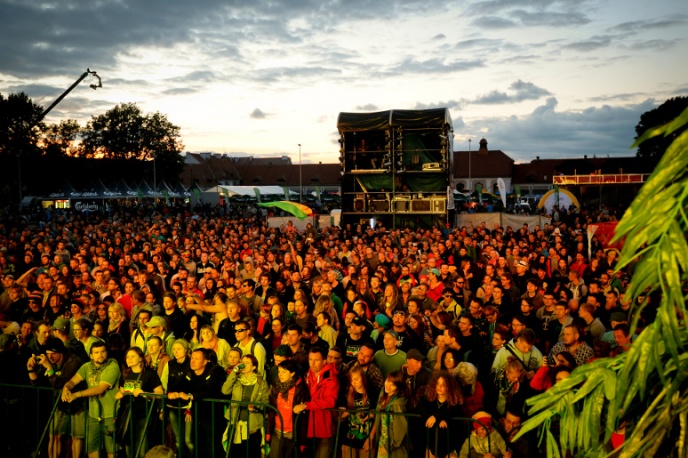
left=384, top=330, right=400, bottom=340
left=45, top=337, right=66, bottom=353
left=517, top=260, right=528, bottom=268
left=145, top=316, right=167, bottom=328
left=351, top=316, right=367, bottom=327
left=52, top=318, right=70, bottom=333
left=429, top=268, right=440, bottom=276
left=375, top=314, right=391, bottom=330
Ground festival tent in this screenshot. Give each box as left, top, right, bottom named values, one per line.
left=537, top=188, right=580, bottom=213
left=197, top=185, right=296, bottom=205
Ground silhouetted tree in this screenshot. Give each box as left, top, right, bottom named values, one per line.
left=43, top=119, right=81, bottom=158
left=0, top=92, right=44, bottom=158
left=634, top=96, right=688, bottom=159
left=81, top=102, right=184, bottom=161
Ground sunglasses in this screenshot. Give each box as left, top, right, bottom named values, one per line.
left=235, top=328, right=248, bottom=333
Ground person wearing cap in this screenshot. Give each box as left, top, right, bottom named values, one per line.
left=373, top=330, right=407, bottom=379
left=28, top=336, right=87, bottom=458
left=426, top=268, right=444, bottom=303
left=401, top=348, right=431, bottom=409
left=370, top=312, right=390, bottom=343
left=513, top=259, right=532, bottom=293
left=387, top=309, right=424, bottom=354
left=0, top=273, right=17, bottom=311
left=52, top=317, right=89, bottom=363
left=144, top=315, right=176, bottom=359
left=335, top=315, right=369, bottom=364
left=458, top=411, right=510, bottom=458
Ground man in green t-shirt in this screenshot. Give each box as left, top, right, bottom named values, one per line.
left=62, top=340, right=121, bottom=458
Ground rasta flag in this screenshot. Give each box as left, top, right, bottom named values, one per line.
left=257, top=201, right=313, bottom=220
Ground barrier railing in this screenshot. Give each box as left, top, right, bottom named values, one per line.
left=1, top=383, right=491, bottom=457
left=294, top=407, right=491, bottom=458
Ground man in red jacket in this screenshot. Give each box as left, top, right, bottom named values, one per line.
left=293, top=346, right=339, bottom=458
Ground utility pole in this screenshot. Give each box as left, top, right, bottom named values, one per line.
left=298, top=143, right=303, bottom=203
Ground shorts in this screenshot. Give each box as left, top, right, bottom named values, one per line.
left=48, top=409, right=69, bottom=436
left=86, top=416, right=116, bottom=454
left=70, top=409, right=86, bottom=439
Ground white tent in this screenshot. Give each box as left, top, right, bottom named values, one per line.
left=198, top=186, right=297, bottom=205
left=216, top=185, right=297, bottom=197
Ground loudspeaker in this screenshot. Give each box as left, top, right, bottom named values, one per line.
left=394, top=200, right=409, bottom=212
left=431, top=198, right=447, bottom=213
left=411, top=199, right=431, bottom=212
left=354, top=198, right=365, bottom=211
left=369, top=199, right=390, bottom=212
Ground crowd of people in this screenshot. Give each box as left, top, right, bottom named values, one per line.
left=0, top=201, right=644, bottom=458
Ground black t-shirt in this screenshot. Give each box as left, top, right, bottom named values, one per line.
left=120, top=368, right=162, bottom=418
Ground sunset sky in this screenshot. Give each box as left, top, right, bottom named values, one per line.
left=1, top=0, right=686, bottom=163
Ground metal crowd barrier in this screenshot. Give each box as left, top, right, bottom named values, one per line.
left=1, top=383, right=489, bottom=457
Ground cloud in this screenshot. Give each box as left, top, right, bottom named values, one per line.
left=467, top=0, right=590, bottom=14
left=162, top=87, right=198, bottom=96
left=169, top=71, right=218, bottom=83
left=471, top=16, right=517, bottom=28
left=589, top=92, right=647, bottom=102
left=386, top=57, right=484, bottom=75
left=414, top=100, right=463, bottom=110
left=562, top=36, right=613, bottom=52
left=250, top=108, right=268, bottom=119
left=462, top=97, right=658, bottom=160
left=512, top=10, right=590, bottom=27
left=432, top=33, right=446, bottom=40
left=455, top=38, right=504, bottom=49
left=608, top=16, right=688, bottom=35
left=473, top=80, right=551, bottom=104
left=356, top=104, right=379, bottom=111
left=252, top=66, right=342, bottom=83
left=628, top=39, right=680, bottom=51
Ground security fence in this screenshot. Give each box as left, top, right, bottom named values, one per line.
left=0, top=383, right=491, bottom=457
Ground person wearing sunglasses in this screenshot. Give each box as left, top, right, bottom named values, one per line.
left=232, top=319, right=266, bottom=376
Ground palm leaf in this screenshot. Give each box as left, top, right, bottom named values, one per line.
left=520, top=106, right=688, bottom=457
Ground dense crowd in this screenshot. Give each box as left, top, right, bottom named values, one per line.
left=0, top=202, right=645, bottom=458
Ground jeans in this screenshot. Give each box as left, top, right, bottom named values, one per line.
left=168, top=409, right=194, bottom=457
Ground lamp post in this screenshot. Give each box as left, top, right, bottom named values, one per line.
left=298, top=143, right=302, bottom=203
left=468, top=139, right=472, bottom=192
left=153, top=153, right=157, bottom=201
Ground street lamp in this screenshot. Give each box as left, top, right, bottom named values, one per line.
left=468, top=139, right=472, bottom=192
left=153, top=153, right=157, bottom=201
left=298, top=143, right=302, bottom=203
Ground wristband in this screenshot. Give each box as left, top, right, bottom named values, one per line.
left=45, top=369, right=55, bottom=377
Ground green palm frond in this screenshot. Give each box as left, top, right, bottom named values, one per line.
left=515, top=106, right=688, bottom=457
